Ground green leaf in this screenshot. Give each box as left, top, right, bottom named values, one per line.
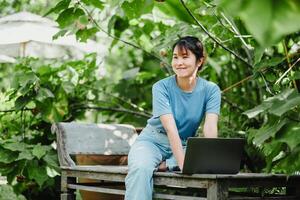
left=76, top=27, right=98, bottom=42
left=27, top=161, right=48, bottom=187
left=81, top=0, right=104, bottom=9
left=108, top=15, right=129, bottom=36
left=254, top=57, right=284, bottom=71
left=253, top=118, right=289, bottom=145
left=41, top=100, right=68, bottom=123
left=46, top=166, right=60, bottom=178
left=17, top=149, right=34, bottom=161
left=2, top=142, right=26, bottom=152
left=243, top=102, right=272, bottom=118
left=122, top=0, right=154, bottom=19
left=277, top=123, right=300, bottom=151
left=220, top=0, right=300, bottom=47
left=78, top=15, right=89, bottom=25
left=269, top=89, right=300, bottom=116
left=0, top=148, right=18, bottom=164
left=15, top=96, right=31, bottom=110
left=44, top=0, right=71, bottom=16
left=53, top=29, right=68, bottom=40
left=32, top=144, right=49, bottom=159
left=56, top=7, right=85, bottom=28
left=276, top=146, right=300, bottom=174
left=36, top=87, right=55, bottom=102
left=36, top=65, right=52, bottom=76
left=262, top=140, right=284, bottom=172
left=291, top=71, right=300, bottom=80
left=43, top=151, right=59, bottom=170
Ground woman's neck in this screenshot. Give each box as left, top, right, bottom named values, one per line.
left=175, top=76, right=197, bottom=92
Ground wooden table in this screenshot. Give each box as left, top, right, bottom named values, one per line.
left=61, top=165, right=300, bottom=200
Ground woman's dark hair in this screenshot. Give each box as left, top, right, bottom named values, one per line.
left=172, top=36, right=206, bottom=70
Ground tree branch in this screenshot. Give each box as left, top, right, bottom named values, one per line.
left=179, top=0, right=252, bottom=67
left=74, top=106, right=151, bottom=118
left=81, top=85, right=152, bottom=116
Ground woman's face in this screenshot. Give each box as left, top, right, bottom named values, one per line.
left=171, top=45, right=202, bottom=79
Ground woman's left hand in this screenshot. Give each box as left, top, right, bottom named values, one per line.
left=157, top=161, right=168, bottom=172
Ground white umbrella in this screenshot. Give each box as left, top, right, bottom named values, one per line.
left=0, top=55, right=16, bottom=63
left=0, top=11, right=102, bottom=59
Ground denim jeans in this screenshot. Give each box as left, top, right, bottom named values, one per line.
left=125, top=125, right=186, bottom=200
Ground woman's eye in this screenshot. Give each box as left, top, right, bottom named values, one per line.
left=173, top=56, right=178, bottom=59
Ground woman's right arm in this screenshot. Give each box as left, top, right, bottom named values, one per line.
left=160, top=114, right=185, bottom=170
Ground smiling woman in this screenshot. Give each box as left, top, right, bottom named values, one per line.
left=125, top=36, right=221, bottom=200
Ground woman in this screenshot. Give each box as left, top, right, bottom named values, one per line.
left=125, top=36, right=221, bottom=200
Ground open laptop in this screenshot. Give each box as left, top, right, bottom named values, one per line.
left=180, top=137, right=245, bottom=174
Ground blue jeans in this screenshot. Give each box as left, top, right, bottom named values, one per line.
left=125, top=125, right=186, bottom=200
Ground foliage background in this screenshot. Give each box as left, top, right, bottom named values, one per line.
left=0, top=0, right=299, bottom=199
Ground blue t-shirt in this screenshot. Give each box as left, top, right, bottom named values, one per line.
left=147, top=75, right=221, bottom=139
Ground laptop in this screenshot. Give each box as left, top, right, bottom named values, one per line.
left=180, top=137, right=245, bottom=174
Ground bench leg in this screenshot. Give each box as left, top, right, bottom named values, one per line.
left=287, top=186, right=300, bottom=198
left=207, top=180, right=228, bottom=200
left=61, top=171, right=76, bottom=200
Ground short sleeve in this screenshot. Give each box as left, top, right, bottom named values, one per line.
left=205, top=84, right=221, bottom=115
left=152, top=83, right=172, bottom=118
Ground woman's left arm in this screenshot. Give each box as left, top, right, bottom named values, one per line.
left=203, top=113, right=219, bottom=138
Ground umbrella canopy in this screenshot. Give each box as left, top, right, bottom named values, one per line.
left=0, top=55, right=16, bottom=63
left=0, top=11, right=101, bottom=59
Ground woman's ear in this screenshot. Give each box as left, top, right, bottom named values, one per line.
left=197, top=58, right=203, bottom=68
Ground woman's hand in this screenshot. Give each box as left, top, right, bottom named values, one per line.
left=157, top=161, right=168, bottom=172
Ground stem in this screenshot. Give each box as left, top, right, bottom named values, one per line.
left=179, top=0, right=252, bottom=67
left=74, top=106, right=151, bottom=118
left=222, top=74, right=253, bottom=93
left=281, top=40, right=298, bottom=90
left=82, top=85, right=152, bottom=116
left=275, top=58, right=300, bottom=85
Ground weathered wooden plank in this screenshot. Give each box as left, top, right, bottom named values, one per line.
left=229, top=196, right=297, bottom=200
left=67, top=183, right=206, bottom=200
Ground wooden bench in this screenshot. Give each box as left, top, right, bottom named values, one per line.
left=52, top=122, right=300, bottom=200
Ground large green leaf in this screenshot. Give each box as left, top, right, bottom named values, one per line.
left=2, top=142, right=27, bottom=152
left=0, top=148, right=18, bottom=164
left=276, top=145, right=300, bottom=174
left=277, top=123, right=300, bottom=151
left=43, top=151, right=59, bottom=171
left=14, top=96, right=31, bottom=110
left=76, top=27, right=98, bottom=42
left=81, top=0, right=104, bottom=9
left=154, top=0, right=194, bottom=24
left=243, top=102, right=272, bottom=118
left=253, top=118, right=289, bottom=145
left=56, top=7, right=85, bottom=28
left=121, top=0, right=154, bottom=19
left=44, top=0, right=71, bottom=16
left=220, top=0, right=300, bottom=47
left=27, top=161, right=48, bottom=187
left=17, top=149, right=34, bottom=161
left=36, top=87, right=55, bottom=102
left=269, top=89, right=300, bottom=116
left=32, top=144, right=49, bottom=159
